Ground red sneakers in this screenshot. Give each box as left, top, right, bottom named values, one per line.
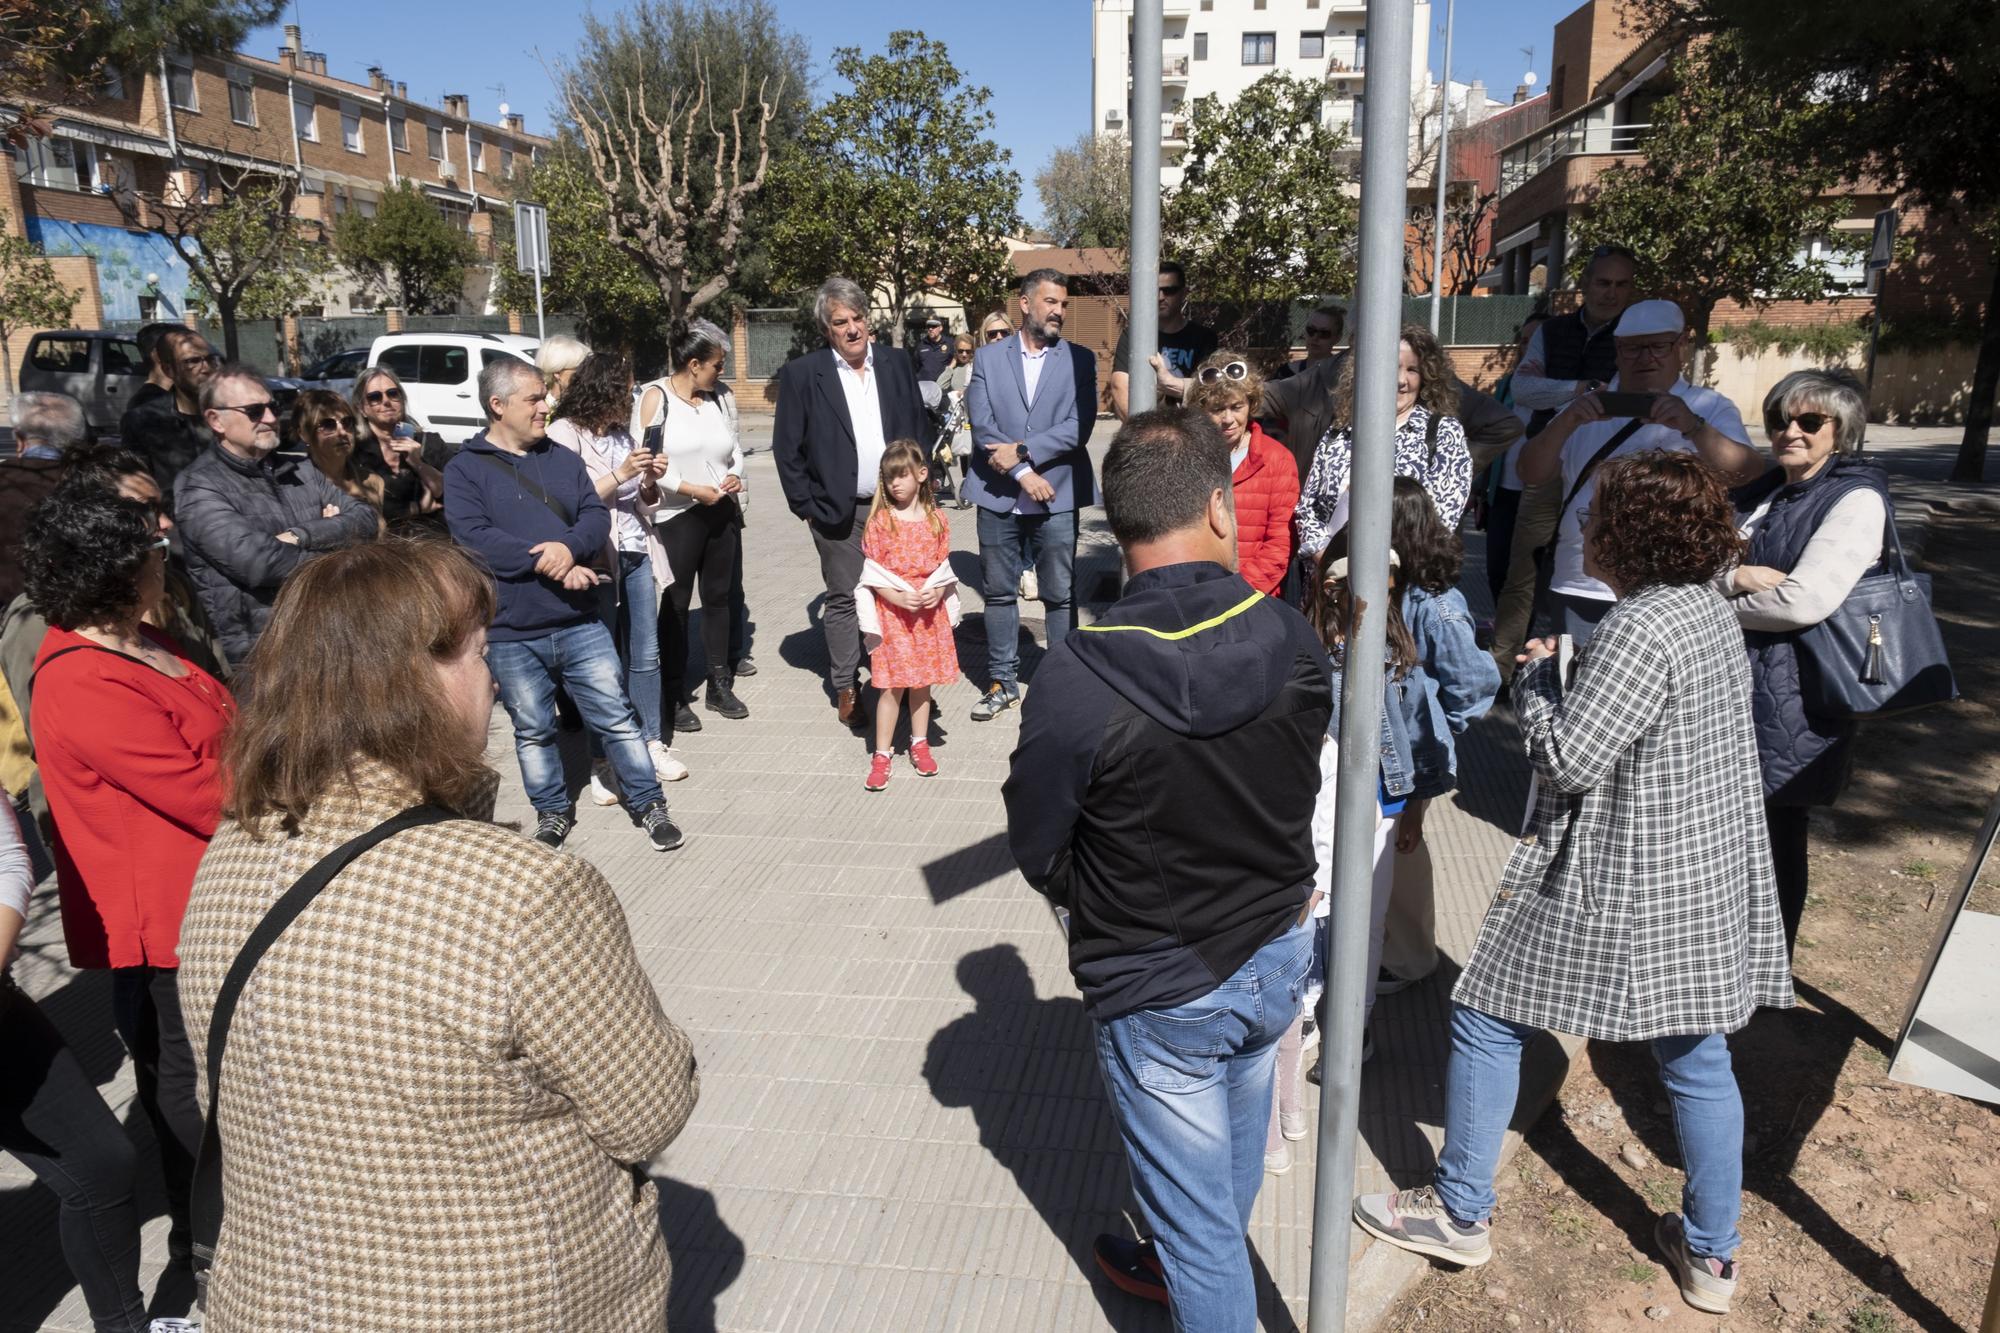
left=909, top=740, right=939, bottom=777
left=864, top=751, right=892, bottom=791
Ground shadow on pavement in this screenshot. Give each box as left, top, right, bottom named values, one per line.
left=655, top=1175, right=747, bottom=1333
left=919, top=831, right=1015, bottom=905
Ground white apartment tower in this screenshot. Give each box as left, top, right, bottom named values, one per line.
left=1090, top=0, right=1433, bottom=189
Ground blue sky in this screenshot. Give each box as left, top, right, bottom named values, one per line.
left=250, top=0, right=1579, bottom=223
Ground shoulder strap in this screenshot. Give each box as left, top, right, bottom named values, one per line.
left=471, top=450, right=573, bottom=526
left=190, top=804, right=459, bottom=1274
left=1558, top=418, right=1646, bottom=521
left=29, top=643, right=129, bottom=682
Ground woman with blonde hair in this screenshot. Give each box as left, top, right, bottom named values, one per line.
left=978, top=311, right=1013, bottom=346
left=534, top=333, right=591, bottom=408
left=349, top=365, right=444, bottom=533
left=178, top=540, right=698, bottom=1330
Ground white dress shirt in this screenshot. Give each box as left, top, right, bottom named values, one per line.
left=1018, top=334, right=1051, bottom=406
left=834, top=344, right=888, bottom=498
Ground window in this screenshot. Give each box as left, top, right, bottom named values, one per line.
left=1356, top=29, right=1367, bottom=69
left=341, top=106, right=364, bottom=153
left=295, top=93, right=317, bottom=142
left=353, top=191, right=378, bottom=218
left=101, top=67, right=125, bottom=99
left=499, top=147, right=514, bottom=179
left=1308, top=0, right=1320, bottom=7
left=1254, top=0, right=1266, bottom=7
left=1352, top=96, right=1365, bottom=140
left=417, top=345, right=470, bottom=384
left=228, top=70, right=256, bottom=125
left=29, top=338, right=91, bottom=373
left=1200, top=0, right=1212, bottom=8
left=1300, top=32, right=1325, bottom=59
left=138, top=294, right=160, bottom=320
left=16, top=136, right=81, bottom=190
left=480, top=349, right=523, bottom=369
left=1242, top=32, right=1276, bottom=65
left=1193, top=32, right=1208, bottom=60
left=105, top=340, right=143, bottom=375
left=1802, top=235, right=1868, bottom=293
left=378, top=345, right=422, bottom=380
left=469, top=136, right=485, bottom=173
left=390, top=115, right=408, bottom=152
left=426, top=122, right=444, bottom=160
left=89, top=147, right=134, bottom=195
left=166, top=59, right=196, bottom=111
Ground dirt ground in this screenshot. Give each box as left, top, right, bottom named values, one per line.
left=1385, top=509, right=2000, bottom=1333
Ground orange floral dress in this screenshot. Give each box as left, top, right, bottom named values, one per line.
left=863, top=510, right=959, bottom=689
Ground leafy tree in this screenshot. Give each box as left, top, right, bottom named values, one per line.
left=3, top=0, right=282, bottom=143
left=1036, top=132, right=1131, bottom=251
left=1162, top=72, right=1358, bottom=302
left=1565, top=35, right=1848, bottom=351
left=1631, top=0, right=2000, bottom=477
left=333, top=180, right=476, bottom=315
left=767, top=30, right=1021, bottom=346
left=0, top=210, right=78, bottom=391
left=491, top=151, right=671, bottom=365
left=115, top=161, right=331, bottom=360
left=556, top=0, right=804, bottom=319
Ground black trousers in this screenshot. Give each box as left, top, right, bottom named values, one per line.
left=1766, top=802, right=1812, bottom=954
left=660, top=502, right=743, bottom=722
left=110, top=966, right=203, bottom=1261
left=2, top=979, right=149, bottom=1331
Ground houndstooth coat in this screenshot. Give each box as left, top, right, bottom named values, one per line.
left=178, top=761, right=698, bottom=1331
left=1453, top=582, right=1794, bottom=1042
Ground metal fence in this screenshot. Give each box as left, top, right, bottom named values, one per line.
left=1400, top=295, right=1544, bottom=346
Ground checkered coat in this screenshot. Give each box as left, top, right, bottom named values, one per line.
left=177, top=762, right=698, bottom=1331
left=1453, top=583, right=1794, bottom=1041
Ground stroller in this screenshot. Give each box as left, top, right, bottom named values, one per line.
left=923, top=380, right=969, bottom=507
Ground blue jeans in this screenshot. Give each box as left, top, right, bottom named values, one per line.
left=1093, top=921, right=1313, bottom=1333
left=487, top=621, right=665, bottom=815
left=594, top=550, right=662, bottom=746
left=1434, top=1004, right=1744, bottom=1258
left=976, top=506, right=1078, bottom=688
left=1558, top=592, right=1612, bottom=645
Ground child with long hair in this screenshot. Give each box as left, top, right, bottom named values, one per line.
left=1267, top=535, right=1450, bottom=1172
left=859, top=441, right=960, bottom=790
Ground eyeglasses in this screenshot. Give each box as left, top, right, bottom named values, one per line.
left=214, top=400, right=279, bottom=421
left=1158, top=285, right=1186, bottom=296
left=985, top=330, right=1008, bottom=342
left=1765, top=410, right=1832, bottom=436
left=365, top=387, right=405, bottom=403
left=1619, top=339, right=1679, bottom=361
left=317, top=418, right=358, bottom=434
left=177, top=353, right=220, bottom=368
left=1196, top=361, right=1249, bottom=385
left=1304, top=326, right=1337, bottom=339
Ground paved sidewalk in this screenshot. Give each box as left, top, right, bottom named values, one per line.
left=7, top=439, right=1555, bottom=1332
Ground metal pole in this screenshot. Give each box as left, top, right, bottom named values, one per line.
left=532, top=264, right=546, bottom=344
left=1429, top=0, right=1455, bottom=335
left=1127, top=0, right=1163, bottom=414
left=1307, top=0, right=1417, bottom=1328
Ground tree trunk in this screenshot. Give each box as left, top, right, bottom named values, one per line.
left=1952, top=255, right=2000, bottom=483
left=217, top=295, right=241, bottom=362
left=1688, top=301, right=1716, bottom=386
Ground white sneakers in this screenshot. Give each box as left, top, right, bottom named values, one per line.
left=590, top=744, right=690, bottom=807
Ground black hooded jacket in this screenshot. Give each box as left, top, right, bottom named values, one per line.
left=1004, top=561, right=1333, bottom=1019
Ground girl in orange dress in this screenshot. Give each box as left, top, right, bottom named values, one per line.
left=861, top=440, right=959, bottom=790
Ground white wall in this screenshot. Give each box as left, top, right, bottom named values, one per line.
left=1091, top=0, right=1431, bottom=189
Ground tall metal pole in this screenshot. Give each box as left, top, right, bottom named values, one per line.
left=1428, top=0, right=1456, bottom=335
left=1307, top=0, right=1418, bottom=1328
left=1127, top=0, right=1163, bottom=413
left=532, top=264, right=546, bottom=344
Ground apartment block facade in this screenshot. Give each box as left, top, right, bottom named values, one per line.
left=1090, top=0, right=1431, bottom=190
left=4, top=24, right=549, bottom=332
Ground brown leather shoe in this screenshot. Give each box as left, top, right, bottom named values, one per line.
left=835, top=687, right=862, bottom=728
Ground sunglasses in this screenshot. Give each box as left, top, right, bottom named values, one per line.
left=317, top=418, right=358, bottom=434
left=1765, top=410, right=1832, bottom=436
left=214, top=400, right=279, bottom=421
left=1196, top=361, right=1249, bottom=385
left=985, top=330, right=1008, bottom=342
left=1158, top=285, right=1186, bottom=296
left=365, top=387, right=405, bottom=403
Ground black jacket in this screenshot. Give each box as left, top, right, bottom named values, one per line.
left=119, top=390, right=213, bottom=500
left=1004, top=562, right=1333, bottom=1019
left=771, top=345, right=929, bottom=529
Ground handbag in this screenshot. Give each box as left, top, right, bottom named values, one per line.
left=191, top=805, right=460, bottom=1294
left=1794, top=507, right=1957, bottom=718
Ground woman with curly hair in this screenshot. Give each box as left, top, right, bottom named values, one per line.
left=1355, top=451, right=1791, bottom=1319
left=1188, top=351, right=1297, bottom=595
left=1293, top=322, right=1472, bottom=558
left=22, top=479, right=237, bottom=1306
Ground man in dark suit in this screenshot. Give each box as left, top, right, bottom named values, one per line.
left=772, top=276, right=929, bottom=729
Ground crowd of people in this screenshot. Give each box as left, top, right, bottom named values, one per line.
left=0, top=247, right=1912, bottom=1331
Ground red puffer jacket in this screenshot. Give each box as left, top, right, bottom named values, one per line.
left=1231, top=423, right=1300, bottom=595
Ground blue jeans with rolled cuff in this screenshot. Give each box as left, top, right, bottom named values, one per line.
left=487, top=620, right=665, bottom=815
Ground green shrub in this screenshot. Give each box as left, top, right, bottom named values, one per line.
left=1721, top=318, right=1870, bottom=360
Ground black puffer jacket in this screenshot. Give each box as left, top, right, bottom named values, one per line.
left=1004, top=562, right=1332, bottom=1020
left=174, top=444, right=379, bottom=665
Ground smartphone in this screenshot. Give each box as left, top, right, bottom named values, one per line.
left=1595, top=391, right=1659, bottom=419
left=642, top=422, right=665, bottom=455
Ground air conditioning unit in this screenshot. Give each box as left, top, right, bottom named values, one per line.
left=1106, top=108, right=1124, bottom=126
left=439, top=159, right=457, bottom=179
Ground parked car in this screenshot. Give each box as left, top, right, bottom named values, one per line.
left=367, top=332, right=539, bottom=445
left=302, top=346, right=370, bottom=382
left=17, top=330, right=148, bottom=439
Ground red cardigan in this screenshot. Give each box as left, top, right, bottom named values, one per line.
left=1231, top=423, right=1301, bottom=596
left=32, top=624, right=235, bottom=969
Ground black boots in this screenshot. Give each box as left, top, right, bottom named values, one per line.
left=705, top=672, right=749, bottom=720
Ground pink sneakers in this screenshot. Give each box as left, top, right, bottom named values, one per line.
left=864, top=752, right=892, bottom=791
left=909, top=740, right=939, bottom=777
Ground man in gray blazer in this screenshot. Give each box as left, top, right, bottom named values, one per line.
left=963, top=268, right=1098, bottom=720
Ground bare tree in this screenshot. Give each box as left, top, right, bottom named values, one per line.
left=1405, top=187, right=1500, bottom=296
left=559, top=49, right=786, bottom=319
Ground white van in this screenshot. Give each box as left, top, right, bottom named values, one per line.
left=367, top=332, right=539, bottom=445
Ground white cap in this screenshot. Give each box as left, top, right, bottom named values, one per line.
left=1614, top=299, right=1685, bottom=338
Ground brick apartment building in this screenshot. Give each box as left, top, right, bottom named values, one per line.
left=4, top=24, right=548, bottom=362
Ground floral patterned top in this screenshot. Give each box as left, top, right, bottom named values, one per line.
left=1294, top=404, right=1472, bottom=557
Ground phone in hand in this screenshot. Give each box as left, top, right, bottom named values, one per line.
left=1595, top=391, right=1659, bottom=419
left=642, top=422, right=664, bottom=455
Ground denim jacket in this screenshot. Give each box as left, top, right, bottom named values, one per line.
left=1403, top=585, right=1501, bottom=794
left=1326, top=655, right=1450, bottom=801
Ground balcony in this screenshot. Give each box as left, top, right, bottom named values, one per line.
left=1162, top=112, right=1189, bottom=146
left=1127, top=53, right=1191, bottom=84
left=1499, top=117, right=1652, bottom=197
